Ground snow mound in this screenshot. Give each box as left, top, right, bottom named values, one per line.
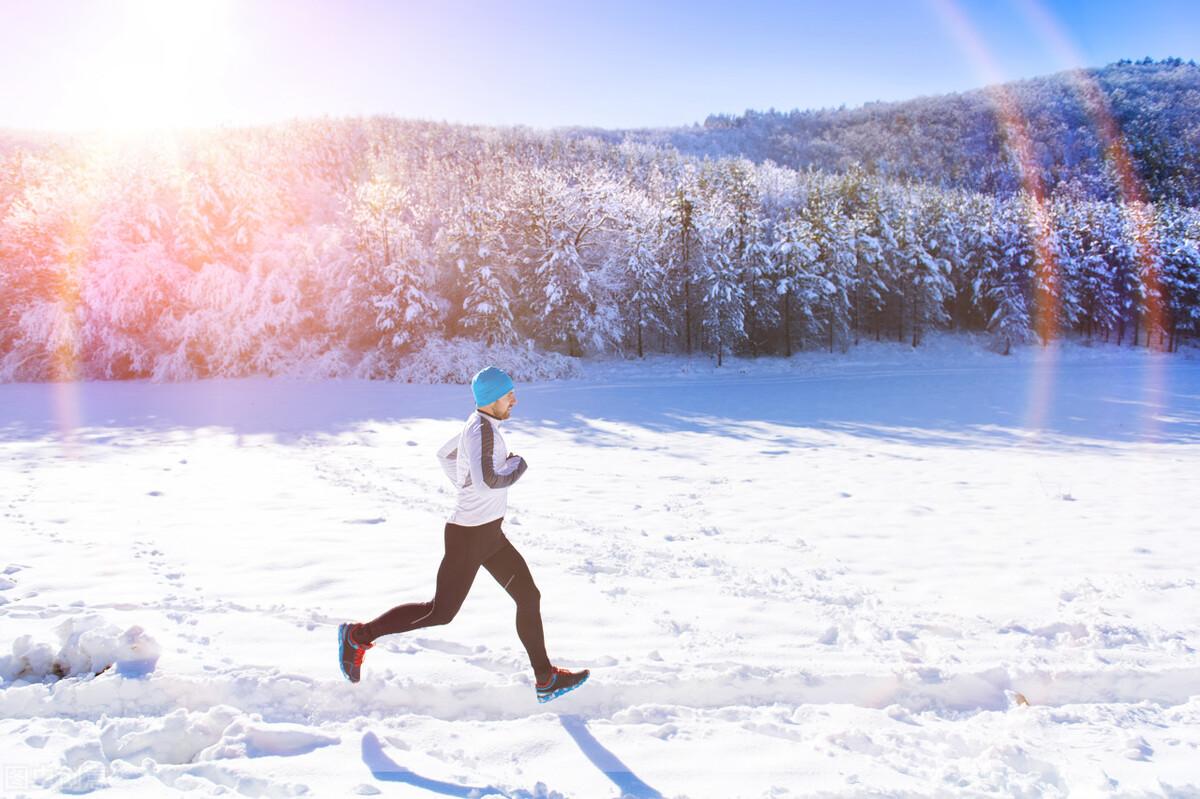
left=375, top=337, right=582, bottom=383
left=36, top=708, right=338, bottom=795
left=98, top=706, right=241, bottom=765
left=196, top=715, right=341, bottom=760
left=0, top=615, right=160, bottom=684
left=95, top=706, right=339, bottom=764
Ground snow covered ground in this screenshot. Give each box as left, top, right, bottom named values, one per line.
left=2, top=334, right=1199, bottom=798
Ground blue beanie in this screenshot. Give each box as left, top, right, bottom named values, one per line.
left=471, top=366, right=514, bottom=407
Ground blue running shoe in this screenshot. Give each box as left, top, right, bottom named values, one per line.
left=338, top=623, right=373, bottom=683
left=536, top=666, right=589, bottom=703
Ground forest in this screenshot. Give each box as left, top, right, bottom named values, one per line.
left=1, top=60, right=1198, bottom=381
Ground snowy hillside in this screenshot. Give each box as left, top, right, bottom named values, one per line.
left=609, top=59, right=1200, bottom=207
left=2, top=336, right=1198, bottom=797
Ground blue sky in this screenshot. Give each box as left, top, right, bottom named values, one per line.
left=2, top=0, right=1198, bottom=131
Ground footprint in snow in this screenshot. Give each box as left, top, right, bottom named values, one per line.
left=1124, top=737, right=1153, bottom=761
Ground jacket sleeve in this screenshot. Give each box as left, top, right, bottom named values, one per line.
left=464, top=418, right=527, bottom=491
left=436, top=434, right=460, bottom=486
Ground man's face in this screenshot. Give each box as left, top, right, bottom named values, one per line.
left=493, top=390, right=517, bottom=419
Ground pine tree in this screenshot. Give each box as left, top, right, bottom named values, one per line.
left=617, top=189, right=670, bottom=358
left=696, top=194, right=746, bottom=366
left=764, top=206, right=817, bottom=356
left=1022, top=193, right=1064, bottom=346
left=370, top=226, right=439, bottom=352
left=1158, top=203, right=1200, bottom=351
left=982, top=198, right=1035, bottom=354
left=850, top=184, right=898, bottom=342
left=438, top=198, right=516, bottom=345
left=346, top=174, right=439, bottom=370
left=958, top=193, right=998, bottom=332
left=803, top=190, right=856, bottom=353
left=1056, top=199, right=1121, bottom=340
left=917, top=191, right=960, bottom=344
left=1126, top=201, right=1165, bottom=348
left=506, top=168, right=620, bottom=355
left=0, top=162, right=97, bottom=380
left=667, top=174, right=699, bottom=354
left=722, top=159, right=771, bottom=356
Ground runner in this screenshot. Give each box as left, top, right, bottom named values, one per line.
left=338, top=366, right=589, bottom=704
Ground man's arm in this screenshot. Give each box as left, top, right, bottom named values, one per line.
left=464, top=418, right=527, bottom=490
left=436, top=434, right=460, bottom=486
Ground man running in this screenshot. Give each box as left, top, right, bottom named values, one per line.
left=338, top=366, right=589, bottom=704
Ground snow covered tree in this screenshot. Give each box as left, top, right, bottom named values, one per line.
left=505, top=168, right=621, bottom=355
left=615, top=187, right=671, bottom=358
left=1055, top=198, right=1122, bottom=341
left=955, top=193, right=997, bottom=331
left=916, top=191, right=961, bottom=344
left=460, top=264, right=517, bottom=346
left=345, top=174, right=440, bottom=372
left=667, top=173, right=700, bottom=354
left=1020, top=193, right=1066, bottom=346
left=719, top=159, right=771, bottom=356
left=1124, top=201, right=1165, bottom=348
left=369, top=226, right=439, bottom=351
left=74, top=155, right=195, bottom=379
left=0, top=161, right=97, bottom=381
left=849, top=184, right=898, bottom=342
left=696, top=194, right=746, bottom=366
left=1158, top=203, right=1200, bottom=351
left=980, top=198, right=1035, bottom=354
left=438, top=198, right=517, bottom=345
left=768, top=206, right=818, bottom=356
left=173, top=143, right=273, bottom=273
left=803, top=190, right=857, bottom=352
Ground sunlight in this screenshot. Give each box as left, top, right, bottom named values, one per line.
left=73, top=0, right=237, bottom=132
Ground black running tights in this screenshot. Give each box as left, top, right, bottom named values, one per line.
left=358, top=518, right=552, bottom=677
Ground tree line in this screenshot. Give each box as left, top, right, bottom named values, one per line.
left=1, top=113, right=1197, bottom=381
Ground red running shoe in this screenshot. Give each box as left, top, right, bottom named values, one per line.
left=338, top=623, right=373, bottom=683
left=536, top=666, right=590, bottom=703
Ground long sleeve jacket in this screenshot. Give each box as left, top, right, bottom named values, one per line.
left=436, top=410, right=528, bottom=526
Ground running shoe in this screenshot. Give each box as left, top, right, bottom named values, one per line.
left=536, top=666, right=590, bottom=703
left=338, top=622, right=373, bottom=683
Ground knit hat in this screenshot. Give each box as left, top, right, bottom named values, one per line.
left=471, top=366, right=514, bottom=407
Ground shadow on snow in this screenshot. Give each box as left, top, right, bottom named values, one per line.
left=361, top=715, right=664, bottom=798
left=1, top=360, right=1198, bottom=451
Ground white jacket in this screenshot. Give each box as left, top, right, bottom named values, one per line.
left=437, top=410, right=528, bottom=526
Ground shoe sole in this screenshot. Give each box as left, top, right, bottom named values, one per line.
left=536, top=670, right=589, bottom=703
left=337, top=623, right=357, bottom=683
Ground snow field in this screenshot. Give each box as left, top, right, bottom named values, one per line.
left=2, top=338, right=1199, bottom=796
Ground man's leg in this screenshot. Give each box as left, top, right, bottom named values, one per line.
left=355, top=524, right=485, bottom=645
left=482, top=536, right=552, bottom=680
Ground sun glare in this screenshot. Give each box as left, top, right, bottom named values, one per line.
left=72, top=0, right=237, bottom=133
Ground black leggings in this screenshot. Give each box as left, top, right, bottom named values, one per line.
left=358, top=518, right=551, bottom=677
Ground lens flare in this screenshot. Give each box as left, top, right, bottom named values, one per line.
left=926, top=0, right=1061, bottom=437
left=1014, top=0, right=1169, bottom=441
left=928, top=0, right=1171, bottom=443
left=51, top=189, right=93, bottom=458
